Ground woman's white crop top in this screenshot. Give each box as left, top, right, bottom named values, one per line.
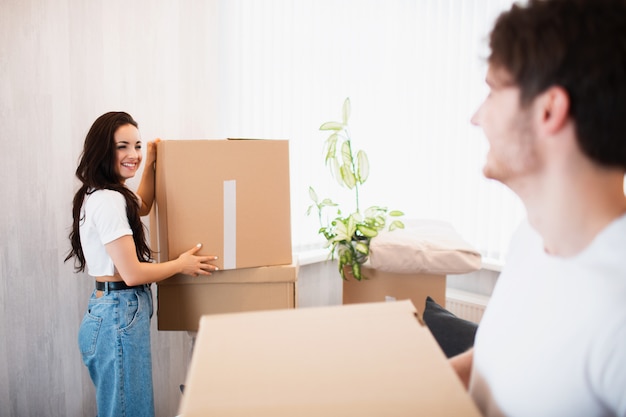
left=79, top=189, right=133, bottom=277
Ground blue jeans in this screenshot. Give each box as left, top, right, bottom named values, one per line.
left=78, top=284, right=155, bottom=417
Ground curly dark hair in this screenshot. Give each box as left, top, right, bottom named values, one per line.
left=489, top=0, right=626, bottom=169
left=65, top=111, right=152, bottom=272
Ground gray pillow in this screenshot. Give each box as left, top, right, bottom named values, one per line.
left=422, top=296, right=478, bottom=358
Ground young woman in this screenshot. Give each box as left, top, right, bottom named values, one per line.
left=66, top=111, right=217, bottom=417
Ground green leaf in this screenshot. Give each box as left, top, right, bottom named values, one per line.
left=357, top=224, right=378, bottom=238
left=339, top=264, right=347, bottom=280
left=356, top=150, right=369, bottom=183
left=308, top=186, right=318, bottom=203
left=324, top=133, right=338, bottom=165
left=342, top=245, right=354, bottom=262
left=340, top=141, right=353, bottom=167
left=354, top=242, right=370, bottom=255
left=389, top=220, right=405, bottom=231
left=342, top=97, right=351, bottom=124
left=364, top=206, right=384, bottom=218
left=351, top=212, right=363, bottom=223
left=333, top=221, right=350, bottom=242
left=320, top=121, right=344, bottom=131
left=355, top=241, right=369, bottom=255
left=352, top=262, right=362, bottom=281
left=340, top=163, right=357, bottom=189
left=346, top=215, right=357, bottom=237
left=389, top=210, right=404, bottom=217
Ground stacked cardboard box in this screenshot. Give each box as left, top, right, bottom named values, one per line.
left=157, top=265, right=297, bottom=332
left=151, top=139, right=295, bottom=331
left=343, top=267, right=445, bottom=315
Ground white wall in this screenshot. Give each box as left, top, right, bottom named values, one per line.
left=0, top=2, right=221, bottom=416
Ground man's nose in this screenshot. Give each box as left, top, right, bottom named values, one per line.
left=470, top=106, right=482, bottom=126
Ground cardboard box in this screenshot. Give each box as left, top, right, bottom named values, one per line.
left=179, top=300, right=481, bottom=417
left=152, top=139, right=292, bottom=270
left=157, top=264, right=297, bottom=331
left=343, top=266, right=445, bottom=315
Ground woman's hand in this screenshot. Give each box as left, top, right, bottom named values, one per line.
left=145, top=138, right=160, bottom=168
left=107, top=238, right=219, bottom=285
left=177, top=243, right=219, bottom=277
left=137, top=138, right=160, bottom=216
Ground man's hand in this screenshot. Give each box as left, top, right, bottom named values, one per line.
left=449, top=348, right=474, bottom=390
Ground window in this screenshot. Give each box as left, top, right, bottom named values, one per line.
left=208, top=0, right=523, bottom=262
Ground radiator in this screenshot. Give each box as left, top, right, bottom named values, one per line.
left=445, top=289, right=490, bottom=324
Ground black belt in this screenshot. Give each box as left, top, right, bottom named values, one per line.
left=95, top=281, right=145, bottom=291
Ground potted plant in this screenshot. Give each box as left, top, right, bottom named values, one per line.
left=307, top=98, right=404, bottom=280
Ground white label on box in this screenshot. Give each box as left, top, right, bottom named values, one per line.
left=223, top=180, right=237, bottom=269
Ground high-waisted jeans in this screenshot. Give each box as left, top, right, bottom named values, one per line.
left=78, top=284, right=154, bottom=417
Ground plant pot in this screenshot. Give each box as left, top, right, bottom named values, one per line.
left=337, top=238, right=369, bottom=280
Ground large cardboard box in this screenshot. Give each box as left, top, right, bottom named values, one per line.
left=179, top=300, right=481, bottom=416
left=343, top=266, right=445, bottom=315
left=152, top=139, right=292, bottom=270
left=157, top=264, right=297, bottom=331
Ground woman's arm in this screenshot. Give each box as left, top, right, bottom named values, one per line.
left=449, top=348, right=474, bottom=390
left=105, top=235, right=218, bottom=286
left=137, top=139, right=159, bottom=217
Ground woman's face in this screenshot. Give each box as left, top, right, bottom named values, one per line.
left=113, top=124, right=142, bottom=183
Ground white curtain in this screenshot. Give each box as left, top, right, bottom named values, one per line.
left=208, top=0, right=524, bottom=262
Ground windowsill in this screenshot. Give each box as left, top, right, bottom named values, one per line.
left=480, top=257, right=504, bottom=272
left=294, top=248, right=504, bottom=272
left=295, top=248, right=332, bottom=266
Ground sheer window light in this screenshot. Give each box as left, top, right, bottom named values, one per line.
left=205, top=0, right=524, bottom=263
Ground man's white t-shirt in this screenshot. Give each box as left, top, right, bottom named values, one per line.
left=470, top=216, right=626, bottom=417
left=79, top=189, right=133, bottom=277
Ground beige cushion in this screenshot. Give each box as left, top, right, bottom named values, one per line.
left=368, top=219, right=481, bottom=274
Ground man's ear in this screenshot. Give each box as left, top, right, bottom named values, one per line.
left=537, top=86, right=570, bottom=135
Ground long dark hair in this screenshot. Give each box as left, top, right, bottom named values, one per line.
left=65, top=111, right=152, bottom=272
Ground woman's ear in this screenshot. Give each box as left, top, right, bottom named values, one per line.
left=537, top=86, right=570, bottom=135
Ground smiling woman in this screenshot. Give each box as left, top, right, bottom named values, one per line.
left=64, top=112, right=219, bottom=417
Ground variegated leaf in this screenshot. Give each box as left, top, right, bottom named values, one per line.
left=356, top=150, right=369, bottom=183
left=342, top=97, right=351, bottom=124
left=320, top=121, right=344, bottom=131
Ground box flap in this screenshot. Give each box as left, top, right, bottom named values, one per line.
left=179, top=300, right=480, bottom=416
